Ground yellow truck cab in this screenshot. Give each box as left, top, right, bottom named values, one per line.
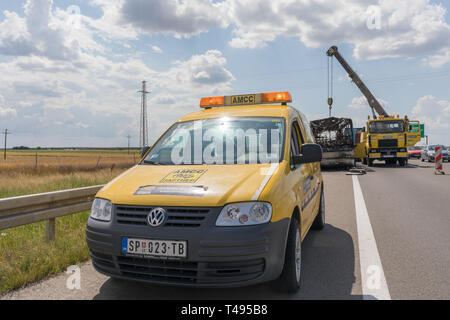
left=86, top=91, right=325, bottom=293
left=358, top=115, right=421, bottom=166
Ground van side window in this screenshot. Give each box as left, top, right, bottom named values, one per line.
left=298, top=112, right=315, bottom=143
left=290, top=120, right=304, bottom=169
left=291, top=124, right=300, bottom=156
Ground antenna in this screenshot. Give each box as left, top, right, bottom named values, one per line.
left=138, top=81, right=151, bottom=149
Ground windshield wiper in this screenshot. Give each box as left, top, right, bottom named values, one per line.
left=142, top=160, right=165, bottom=165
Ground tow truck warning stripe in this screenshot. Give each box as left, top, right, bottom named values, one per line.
left=352, top=175, right=391, bottom=300
left=251, top=163, right=279, bottom=201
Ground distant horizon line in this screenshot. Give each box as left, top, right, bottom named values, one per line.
left=6, top=147, right=144, bottom=150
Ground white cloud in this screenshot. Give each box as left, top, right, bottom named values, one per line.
left=150, top=93, right=176, bottom=105
left=0, top=0, right=106, bottom=60
left=0, top=3, right=235, bottom=146
left=0, top=10, right=36, bottom=56
left=159, top=50, right=235, bottom=92
left=119, top=0, right=230, bottom=37
left=0, top=95, right=17, bottom=118
left=86, top=0, right=138, bottom=40
left=411, top=95, right=450, bottom=145
left=15, top=0, right=445, bottom=65
left=0, top=0, right=238, bottom=146
left=411, top=95, right=450, bottom=129
left=423, top=49, right=450, bottom=68
left=349, top=95, right=388, bottom=111
left=227, top=0, right=450, bottom=62
left=151, top=45, right=163, bottom=54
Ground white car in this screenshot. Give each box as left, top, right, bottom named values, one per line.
left=421, top=145, right=449, bottom=162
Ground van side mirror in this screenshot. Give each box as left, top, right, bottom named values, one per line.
left=140, top=146, right=151, bottom=158
left=293, top=143, right=323, bottom=165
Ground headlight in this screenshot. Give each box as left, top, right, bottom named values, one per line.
left=90, top=198, right=112, bottom=222
left=216, top=202, right=272, bottom=226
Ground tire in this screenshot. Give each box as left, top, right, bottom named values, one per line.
left=368, top=158, right=374, bottom=167
left=312, top=188, right=325, bottom=230
left=421, top=157, right=424, bottom=162
left=276, top=217, right=301, bottom=294
left=398, top=159, right=406, bottom=166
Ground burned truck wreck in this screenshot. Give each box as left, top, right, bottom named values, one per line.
left=310, top=117, right=355, bottom=168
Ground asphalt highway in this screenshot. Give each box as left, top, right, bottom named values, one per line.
left=2, top=159, right=449, bottom=300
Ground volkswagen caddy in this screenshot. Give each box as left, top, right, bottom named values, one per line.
left=86, top=91, right=325, bottom=293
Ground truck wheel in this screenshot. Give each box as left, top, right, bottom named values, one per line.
left=276, top=217, right=301, bottom=293
left=368, top=158, right=374, bottom=167
left=398, top=159, right=406, bottom=166
left=312, top=188, right=325, bottom=230
left=362, top=157, right=367, bottom=165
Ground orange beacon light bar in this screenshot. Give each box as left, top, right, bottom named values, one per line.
left=200, top=91, right=292, bottom=108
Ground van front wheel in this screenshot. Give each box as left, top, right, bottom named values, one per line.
left=312, top=188, right=325, bottom=230
left=276, top=217, right=301, bottom=293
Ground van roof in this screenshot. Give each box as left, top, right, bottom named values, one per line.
left=178, top=105, right=292, bottom=122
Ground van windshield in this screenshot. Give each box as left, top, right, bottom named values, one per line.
left=369, top=120, right=405, bottom=133
left=143, top=117, right=286, bottom=165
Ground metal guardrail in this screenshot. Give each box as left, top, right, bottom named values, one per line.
left=0, top=185, right=103, bottom=241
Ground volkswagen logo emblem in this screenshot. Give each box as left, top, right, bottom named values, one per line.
left=147, top=207, right=166, bottom=227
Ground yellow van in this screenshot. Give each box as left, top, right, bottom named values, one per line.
left=86, top=91, right=325, bottom=293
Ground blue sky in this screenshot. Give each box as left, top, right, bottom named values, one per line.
left=1, top=0, right=450, bottom=148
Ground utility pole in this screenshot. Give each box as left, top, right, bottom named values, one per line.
left=138, top=81, right=151, bottom=149
left=126, top=134, right=131, bottom=154
left=3, top=129, right=11, bottom=160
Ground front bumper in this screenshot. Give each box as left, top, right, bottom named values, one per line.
left=369, top=150, right=408, bottom=159
left=427, top=155, right=450, bottom=161
left=408, top=153, right=421, bottom=158
left=86, top=205, right=290, bottom=288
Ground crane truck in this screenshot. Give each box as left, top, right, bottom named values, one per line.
left=326, top=45, right=421, bottom=167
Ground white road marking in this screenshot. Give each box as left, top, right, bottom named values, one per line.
left=251, top=163, right=279, bottom=201
left=352, top=175, right=391, bottom=300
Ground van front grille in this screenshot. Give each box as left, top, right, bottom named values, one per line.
left=115, top=205, right=210, bottom=228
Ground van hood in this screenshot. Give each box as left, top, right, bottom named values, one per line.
left=96, top=164, right=280, bottom=207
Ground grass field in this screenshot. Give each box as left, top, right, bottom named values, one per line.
left=1, top=150, right=139, bottom=176
left=0, top=150, right=138, bottom=295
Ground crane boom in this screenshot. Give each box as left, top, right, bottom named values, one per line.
left=326, top=46, right=388, bottom=118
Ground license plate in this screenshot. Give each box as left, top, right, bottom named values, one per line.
left=122, top=238, right=187, bottom=258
